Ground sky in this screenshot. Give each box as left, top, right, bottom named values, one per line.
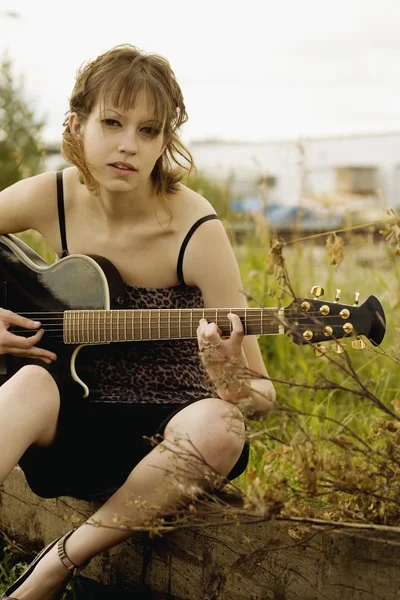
left=1, top=0, right=400, bottom=144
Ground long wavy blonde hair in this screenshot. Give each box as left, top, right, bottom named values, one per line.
left=62, top=44, right=195, bottom=199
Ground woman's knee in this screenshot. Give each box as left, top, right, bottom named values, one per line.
left=2, top=365, right=60, bottom=411
left=164, top=398, right=246, bottom=473
left=0, top=365, right=60, bottom=446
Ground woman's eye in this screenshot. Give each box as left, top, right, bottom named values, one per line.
left=141, top=127, right=159, bottom=136
left=102, top=119, right=120, bottom=127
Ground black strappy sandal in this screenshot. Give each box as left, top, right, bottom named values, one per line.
left=1, top=528, right=90, bottom=599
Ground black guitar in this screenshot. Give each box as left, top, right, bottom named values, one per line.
left=0, top=234, right=386, bottom=397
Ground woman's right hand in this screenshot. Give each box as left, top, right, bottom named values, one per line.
left=0, top=308, right=57, bottom=364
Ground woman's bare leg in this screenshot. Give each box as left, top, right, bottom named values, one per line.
left=10, top=398, right=245, bottom=600
left=0, top=365, right=60, bottom=485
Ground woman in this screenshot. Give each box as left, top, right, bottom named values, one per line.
left=0, top=44, right=275, bottom=599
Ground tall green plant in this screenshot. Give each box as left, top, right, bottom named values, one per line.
left=0, top=54, right=45, bottom=191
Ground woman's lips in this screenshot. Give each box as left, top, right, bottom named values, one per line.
left=108, top=163, right=137, bottom=176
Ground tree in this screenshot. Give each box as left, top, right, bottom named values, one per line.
left=0, top=54, right=45, bottom=191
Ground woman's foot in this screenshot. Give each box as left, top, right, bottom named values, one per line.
left=3, top=530, right=89, bottom=600
left=6, top=542, right=72, bottom=599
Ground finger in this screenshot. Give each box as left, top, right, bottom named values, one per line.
left=0, top=308, right=41, bottom=329
left=0, top=329, right=57, bottom=361
left=2, top=328, right=45, bottom=349
left=4, top=346, right=57, bottom=363
left=227, top=312, right=244, bottom=341
left=197, top=320, right=217, bottom=344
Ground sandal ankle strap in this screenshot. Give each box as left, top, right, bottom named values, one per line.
left=57, top=529, right=90, bottom=576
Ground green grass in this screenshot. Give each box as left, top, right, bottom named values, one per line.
left=230, top=225, right=400, bottom=523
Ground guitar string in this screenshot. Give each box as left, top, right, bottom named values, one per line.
left=6, top=326, right=362, bottom=342
left=8, top=312, right=360, bottom=321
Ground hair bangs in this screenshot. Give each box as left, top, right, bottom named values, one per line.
left=97, top=66, right=173, bottom=129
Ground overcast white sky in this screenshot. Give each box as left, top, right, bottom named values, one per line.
left=1, top=0, right=400, bottom=144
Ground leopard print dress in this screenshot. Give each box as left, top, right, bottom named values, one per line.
left=75, top=282, right=217, bottom=405
left=56, top=171, right=217, bottom=406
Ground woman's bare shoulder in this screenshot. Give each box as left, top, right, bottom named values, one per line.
left=0, top=169, right=66, bottom=234
left=171, top=183, right=217, bottom=223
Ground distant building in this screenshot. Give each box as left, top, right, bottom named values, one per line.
left=189, top=131, right=400, bottom=215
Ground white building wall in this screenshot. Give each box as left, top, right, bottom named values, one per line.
left=189, top=131, right=400, bottom=208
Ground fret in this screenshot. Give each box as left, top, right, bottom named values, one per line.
left=64, top=312, right=68, bottom=344
left=148, top=310, right=151, bottom=340
left=124, top=310, right=127, bottom=342
left=139, top=309, right=143, bottom=340
left=190, top=310, right=193, bottom=339
left=178, top=310, right=182, bottom=339
left=278, top=308, right=285, bottom=335
left=244, top=307, right=248, bottom=335
left=158, top=309, right=161, bottom=340
left=168, top=310, right=171, bottom=339
left=260, top=309, right=263, bottom=335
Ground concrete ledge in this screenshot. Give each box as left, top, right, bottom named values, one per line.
left=1, top=467, right=400, bottom=599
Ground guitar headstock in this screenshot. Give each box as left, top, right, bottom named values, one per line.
left=283, top=287, right=386, bottom=348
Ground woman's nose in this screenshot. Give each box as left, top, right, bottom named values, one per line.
left=117, top=130, right=138, bottom=154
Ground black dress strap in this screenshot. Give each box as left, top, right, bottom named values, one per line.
left=176, top=214, right=219, bottom=285
left=56, top=170, right=69, bottom=257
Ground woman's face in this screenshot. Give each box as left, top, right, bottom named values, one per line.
left=71, top=91, right=166, bottom=194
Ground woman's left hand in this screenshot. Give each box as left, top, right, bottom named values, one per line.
left=197, top=312, right=248, bottom=403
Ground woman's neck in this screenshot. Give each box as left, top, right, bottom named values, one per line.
left=90, top=181, right=161, bottom=224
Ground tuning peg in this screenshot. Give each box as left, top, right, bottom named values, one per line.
left=353, top=292, right=360, bottom=306
left=334, top=289, right=341, bottom=302
left=315, top=343, right=327, bottom=357
left=351, top=338, right=366, bottom=350
left=331, top=342, right=345, bottom=354
left=311, top=285, right=324, bottom=298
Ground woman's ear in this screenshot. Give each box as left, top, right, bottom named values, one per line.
left=69, top=113, right=83, bottom=139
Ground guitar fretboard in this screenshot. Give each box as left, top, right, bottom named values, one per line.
left=63, top=308, right=284, bottom=344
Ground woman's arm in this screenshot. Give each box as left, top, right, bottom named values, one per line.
left=183, top=217, right=276, bottom=419
left=0, top=171, right=58, bottom=234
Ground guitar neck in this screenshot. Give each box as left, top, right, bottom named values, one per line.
left=63, top=307, right=284, bottom=344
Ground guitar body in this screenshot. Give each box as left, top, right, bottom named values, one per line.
left=0, top=234, right=127, bottom=392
